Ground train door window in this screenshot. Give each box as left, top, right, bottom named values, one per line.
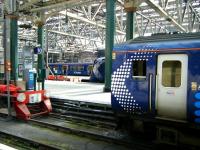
left=162, top=61, right=181, bottom=87
left=132, top=60, right=146, bottom=79
left=62, top=65, right=68, bottom=74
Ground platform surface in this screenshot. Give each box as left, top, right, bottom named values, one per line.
left=0, top=144, right=17, bottom=150
left=45, top=80, right=111, bottom=105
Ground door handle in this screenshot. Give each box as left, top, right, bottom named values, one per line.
left=149, top=74, right=153, bottom=112
left=155, top=74, right=159, bottom=109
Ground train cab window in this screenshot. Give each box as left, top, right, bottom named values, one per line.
left=162, top=61, right=181, bottom=87
left=132, top=60, right=146, bottom=79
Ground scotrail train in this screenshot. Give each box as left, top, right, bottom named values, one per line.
left=48, top=58, right=105, bottom=83
left=111, top=32, right=200, bottom=145
left=49, top=62, right=93, bottom=76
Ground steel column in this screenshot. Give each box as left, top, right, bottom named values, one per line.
left=4, top=17, right=12, bottom=118
left=104, top=0, right=116, bottom=92
left=10, top=16, right=18, bottom=81
left=126, top=12, right=136, bottom=40
left=37, top=22, right=45, bottom=90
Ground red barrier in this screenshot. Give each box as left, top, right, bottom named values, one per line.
left=0, top=84, right=52, bottom=120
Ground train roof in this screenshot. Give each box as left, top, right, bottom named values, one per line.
left=113, top=32, right=200, bottom=51
left=128, top=32, right=200, bottom=44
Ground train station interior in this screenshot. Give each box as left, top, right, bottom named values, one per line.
left=0, top=0, right=200, bottom=149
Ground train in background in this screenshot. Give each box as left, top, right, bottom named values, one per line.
left=49, top=62, right=93, bottom=76
left=48, top=58, right=105, bottom=83
left=90, top=57, right=105, bottom=83
left=111, top=32, right=200, bottom=146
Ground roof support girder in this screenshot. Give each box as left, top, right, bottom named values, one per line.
left=48, top=30, right=101, bottom=43
left=60, top=11, right=125, bottom=34
left=144, top=0, right=186, bottom=32
left=30, top=0, right=98, bottom=12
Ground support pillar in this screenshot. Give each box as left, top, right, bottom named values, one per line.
left=124, top=0, right=141, bottom=40
left=4, top=0, right=17, bottom=119
left=126, top=12, right=136, bottom=40
left=4, top=16, right=12, bottom=117
left=104, top=0, right=116, bottom=92
left=10, top=15, right=18, bottom=81
left=37, top=21, right=45, bottom=90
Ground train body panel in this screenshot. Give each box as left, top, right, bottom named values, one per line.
left=111, top=33, right=200, bottom=125
left=49, top=59, right=105, bottom=82
left=49, top=63, right=93, bottom=76
left=90, top=57, right=105, bottom=82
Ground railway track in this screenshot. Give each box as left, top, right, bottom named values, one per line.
left=28, top=116, right=154, bottom=150
left=0, top=113, right=60, bottom=149
left=0, top=112, right=197, bottom=150
left=0, top=112, right=154, bottom=150
left=0, top=98, right=155, bottom=150
left=0, top=131, right=60, bottom=150
left=47, top=99, right=155, bottom=149
left=51, top=98, right=118, bottom=129
left=0, top=113, right=60, bottom=150
left=50, top=98, right=112, bottom=111
left=51, top=98, right=112, bottom=112
left=30, top=97, right=154, bottom=149
left=50, top=112, right=117, bottom=129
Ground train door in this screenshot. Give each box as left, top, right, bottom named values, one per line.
left=62, top=65, right=68, bottom=75
left=156, top=54, right=188, bottom=120
left=87, top=65, right=93, bottom=76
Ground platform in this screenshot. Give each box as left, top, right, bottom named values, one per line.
left=0, top=144, right=17, bottom=150
left=45, top=80, right=111, bottom=105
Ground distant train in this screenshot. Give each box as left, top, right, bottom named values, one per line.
left=111, top=33, right=200, bottom=144
left=90, top=57, right=105, bottom=83
left=48, top=59, right=105, bottom=83
left=48, top=62, right=93, bottom=76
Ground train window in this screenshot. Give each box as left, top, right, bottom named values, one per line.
left=70, top=66, right=76, bottom=71
left=162, top=61, right=181, bottom=87
left=132, top=60, right=146, bottom=79
left=53, top=65, right=58, bottom=74
left=62, top=65, right=68, bottom=74
left=77, top=65, right=84, bottom=71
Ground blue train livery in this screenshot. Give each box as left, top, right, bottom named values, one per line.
left=49, top=63, right=93, bottom=76
left=111, top=32, right=200, bottom=124
left=90, top=57, right=105, bottom=83
left=49, top=58, right=105, bottom=82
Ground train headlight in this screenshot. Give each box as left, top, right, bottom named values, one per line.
left=44, top=91, right=50, bottom=98
left=17, top=93, right=26, bottom=102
